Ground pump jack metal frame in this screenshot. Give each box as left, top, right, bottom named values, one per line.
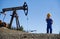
left=9, top=10, right=20, bottom=30
left=0, top=2, right=28, bottom=30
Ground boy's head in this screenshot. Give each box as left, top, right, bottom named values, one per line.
left=47, top=13, right=51, bottom=18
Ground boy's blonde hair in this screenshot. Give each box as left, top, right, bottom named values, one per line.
left=47, top=13, right=51, bottom=18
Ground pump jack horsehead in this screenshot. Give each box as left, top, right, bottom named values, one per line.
left=0, top=2, right=28, bottom=30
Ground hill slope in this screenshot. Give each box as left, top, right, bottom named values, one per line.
left=0, top=27, right=60, bottom=39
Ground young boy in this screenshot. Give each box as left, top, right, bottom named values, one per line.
left=46, top=13, right=53, bottom=33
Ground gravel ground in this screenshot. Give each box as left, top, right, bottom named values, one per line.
left=0, top=27, right=60, bottom=39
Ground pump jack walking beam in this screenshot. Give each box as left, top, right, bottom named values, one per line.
left=1, top=2, right=28, bottom=16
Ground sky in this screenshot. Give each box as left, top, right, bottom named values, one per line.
left=0, top=0, right=60, bottom=34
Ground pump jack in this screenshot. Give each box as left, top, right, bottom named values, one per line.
left=0, top=2, right=28, bottom=30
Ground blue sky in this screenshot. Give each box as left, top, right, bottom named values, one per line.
left=0, top=0, right=60, bottom=34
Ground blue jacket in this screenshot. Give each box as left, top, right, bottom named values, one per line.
left=46, top=18, right=53, bottom=25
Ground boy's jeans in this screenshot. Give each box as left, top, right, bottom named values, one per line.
left=47, top=24, right=52, bottom=33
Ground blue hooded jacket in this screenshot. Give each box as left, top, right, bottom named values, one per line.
left=46, top=18, right=53, bottom=25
